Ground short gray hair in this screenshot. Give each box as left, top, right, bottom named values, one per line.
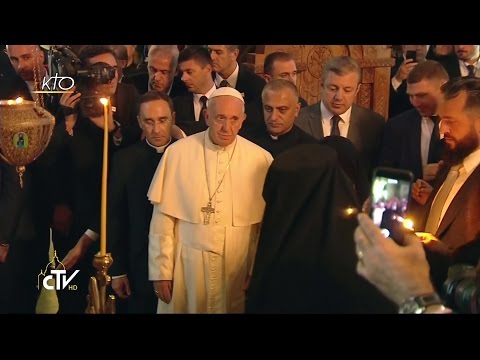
left=148, top=45, right=179, bottom=71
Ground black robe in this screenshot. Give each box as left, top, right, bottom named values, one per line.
left=108, top=139, right=175, bottom=313
left=247, top=125, right=317, bottom=158
left=247, top=144, right=396, bottom=313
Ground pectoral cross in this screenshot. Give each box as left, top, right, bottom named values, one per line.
left=201, top=201, right=215, bottom=225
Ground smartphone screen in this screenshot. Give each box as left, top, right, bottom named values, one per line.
left=405, top=50, right=417, bottom=62
left=370, top=167, right=414, bottom=243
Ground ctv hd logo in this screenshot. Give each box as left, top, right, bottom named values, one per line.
left=37, top=251, right=79, bottom=291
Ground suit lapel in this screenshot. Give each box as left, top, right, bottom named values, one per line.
left=309, top=104, right=323, bottom=139
left=436, top=166, right=480, bottom=237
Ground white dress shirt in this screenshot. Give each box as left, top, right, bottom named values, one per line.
left=320, top=101, right=352, bottom=138
left=215, top=62, right=239, bottom=88
left=193, top=83, right=217, bottom=121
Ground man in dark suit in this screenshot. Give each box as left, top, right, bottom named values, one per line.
left=416, top=77, right=480, bottom=289
left=173, top=46, right=217, bottom=136
left=208, top=45, right=265, bottom=105
left=380, top=60, right=449, bottom=181
left=295, top=56, right=385, bottom=178
left=124, top=45, right=187, bottom=98
left=388, top=45, right=430, bottom=118
left=263, top=51, right=308, bottom=108
left=108, top=91, right=176, bottom=314
left=436, top=45, right=480, bottom=80
left=5, top=45, right=60, bottom=115
left=247, top=79, right=316, bottom=158
left=1, top=49, right=31, bottom=99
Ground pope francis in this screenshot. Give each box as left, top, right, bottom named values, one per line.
left=148, top=87, right=273, bottom=313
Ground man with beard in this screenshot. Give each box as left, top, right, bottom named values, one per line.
left=414, top=77, right=480, bottom=290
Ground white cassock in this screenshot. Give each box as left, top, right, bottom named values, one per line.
left=148, top=131, right=273, bottom=313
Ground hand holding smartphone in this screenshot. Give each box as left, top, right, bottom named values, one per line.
left=406, top=50, right=417, bottom=62
left=369, top=167, right=414, bottom=245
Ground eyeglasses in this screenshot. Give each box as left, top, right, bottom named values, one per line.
left=142, top=118, right=171, bottom=127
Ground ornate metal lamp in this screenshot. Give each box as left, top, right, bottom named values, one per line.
left=0, top=98, right=55, bottom=187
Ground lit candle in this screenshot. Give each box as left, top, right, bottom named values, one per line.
left=99, top=97, right=109, bottom=257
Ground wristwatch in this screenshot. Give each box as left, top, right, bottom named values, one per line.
left=398, top=293, right=446, bottom=314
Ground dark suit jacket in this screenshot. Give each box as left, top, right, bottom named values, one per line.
left=436, top=54, right=462, bottom=79
left=388, top=57, right=413, bottom=118
left=173, top=93, right=208, bottom=136
left=111, top=82, right=141, bottom=147
left=124, top=72, right=188, bottom=98
left=0, top=73, right=32, bottom=100
left=108, top=140, right=174, bottom=313
left=226, top=63, right=265, bottom=104
left=295, top=102, right=385, bottom=177
left=0, top=162, right=51, bottom=313
left=379, top=108, right=444, bottom=180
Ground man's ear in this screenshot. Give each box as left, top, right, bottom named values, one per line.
left=232, top=48, right=240, bottom=61
left=264, top=74, right=272, bottom=82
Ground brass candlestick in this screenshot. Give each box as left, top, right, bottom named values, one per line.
left=86, top=253, right=116, bottom=314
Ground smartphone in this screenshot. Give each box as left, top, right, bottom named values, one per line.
left=370, top=167, right=414, bottom=244
left=405, top=50, right=417, bottom=62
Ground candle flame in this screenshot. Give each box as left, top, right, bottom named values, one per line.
left=403, top=218, right=414, bottom=231
left=15, top=97, right=24, bottom=104
left=100, top=97, right=109, bottom=106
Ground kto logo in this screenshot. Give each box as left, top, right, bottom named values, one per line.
left=37, top=251, right=79, bottom=291
left=33, top=73, right=75, bottom=94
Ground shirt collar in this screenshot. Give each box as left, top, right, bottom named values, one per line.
left=461, top=147, right=480, bottom=174
left=215, top=62, right=239, bottom=88
left=146, top=137, right=171, bottom=153
left=320, top=101, right=352, bottom=125
left=193, top=83, right=217, bottom=101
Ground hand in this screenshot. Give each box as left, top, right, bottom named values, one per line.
left=0, top=245, right=9, bottom=263
left=52, top=204, right=73, bottom=236
left=112, top=276, right=132, bottom=299
left=394, top=58, right=417, bottom=82
left=423, top=161, right=444, bottom=181
left=60, top=86, right=81, bottom=109
left=411, top=179, right=433, bottom=205
left=423, top=237, right=453, bottom=257
left=354, top=213, right=434, bottom=305
left=58, top=234, right=94, bottom=271
left=153, top=280, right=173, bottom=304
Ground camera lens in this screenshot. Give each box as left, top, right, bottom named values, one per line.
left=442, top=264, right=478, bottom=313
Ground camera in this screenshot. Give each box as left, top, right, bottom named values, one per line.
left=442, top=264, right=479, bottom=314
left=48, top=46, right=116, bottom=117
